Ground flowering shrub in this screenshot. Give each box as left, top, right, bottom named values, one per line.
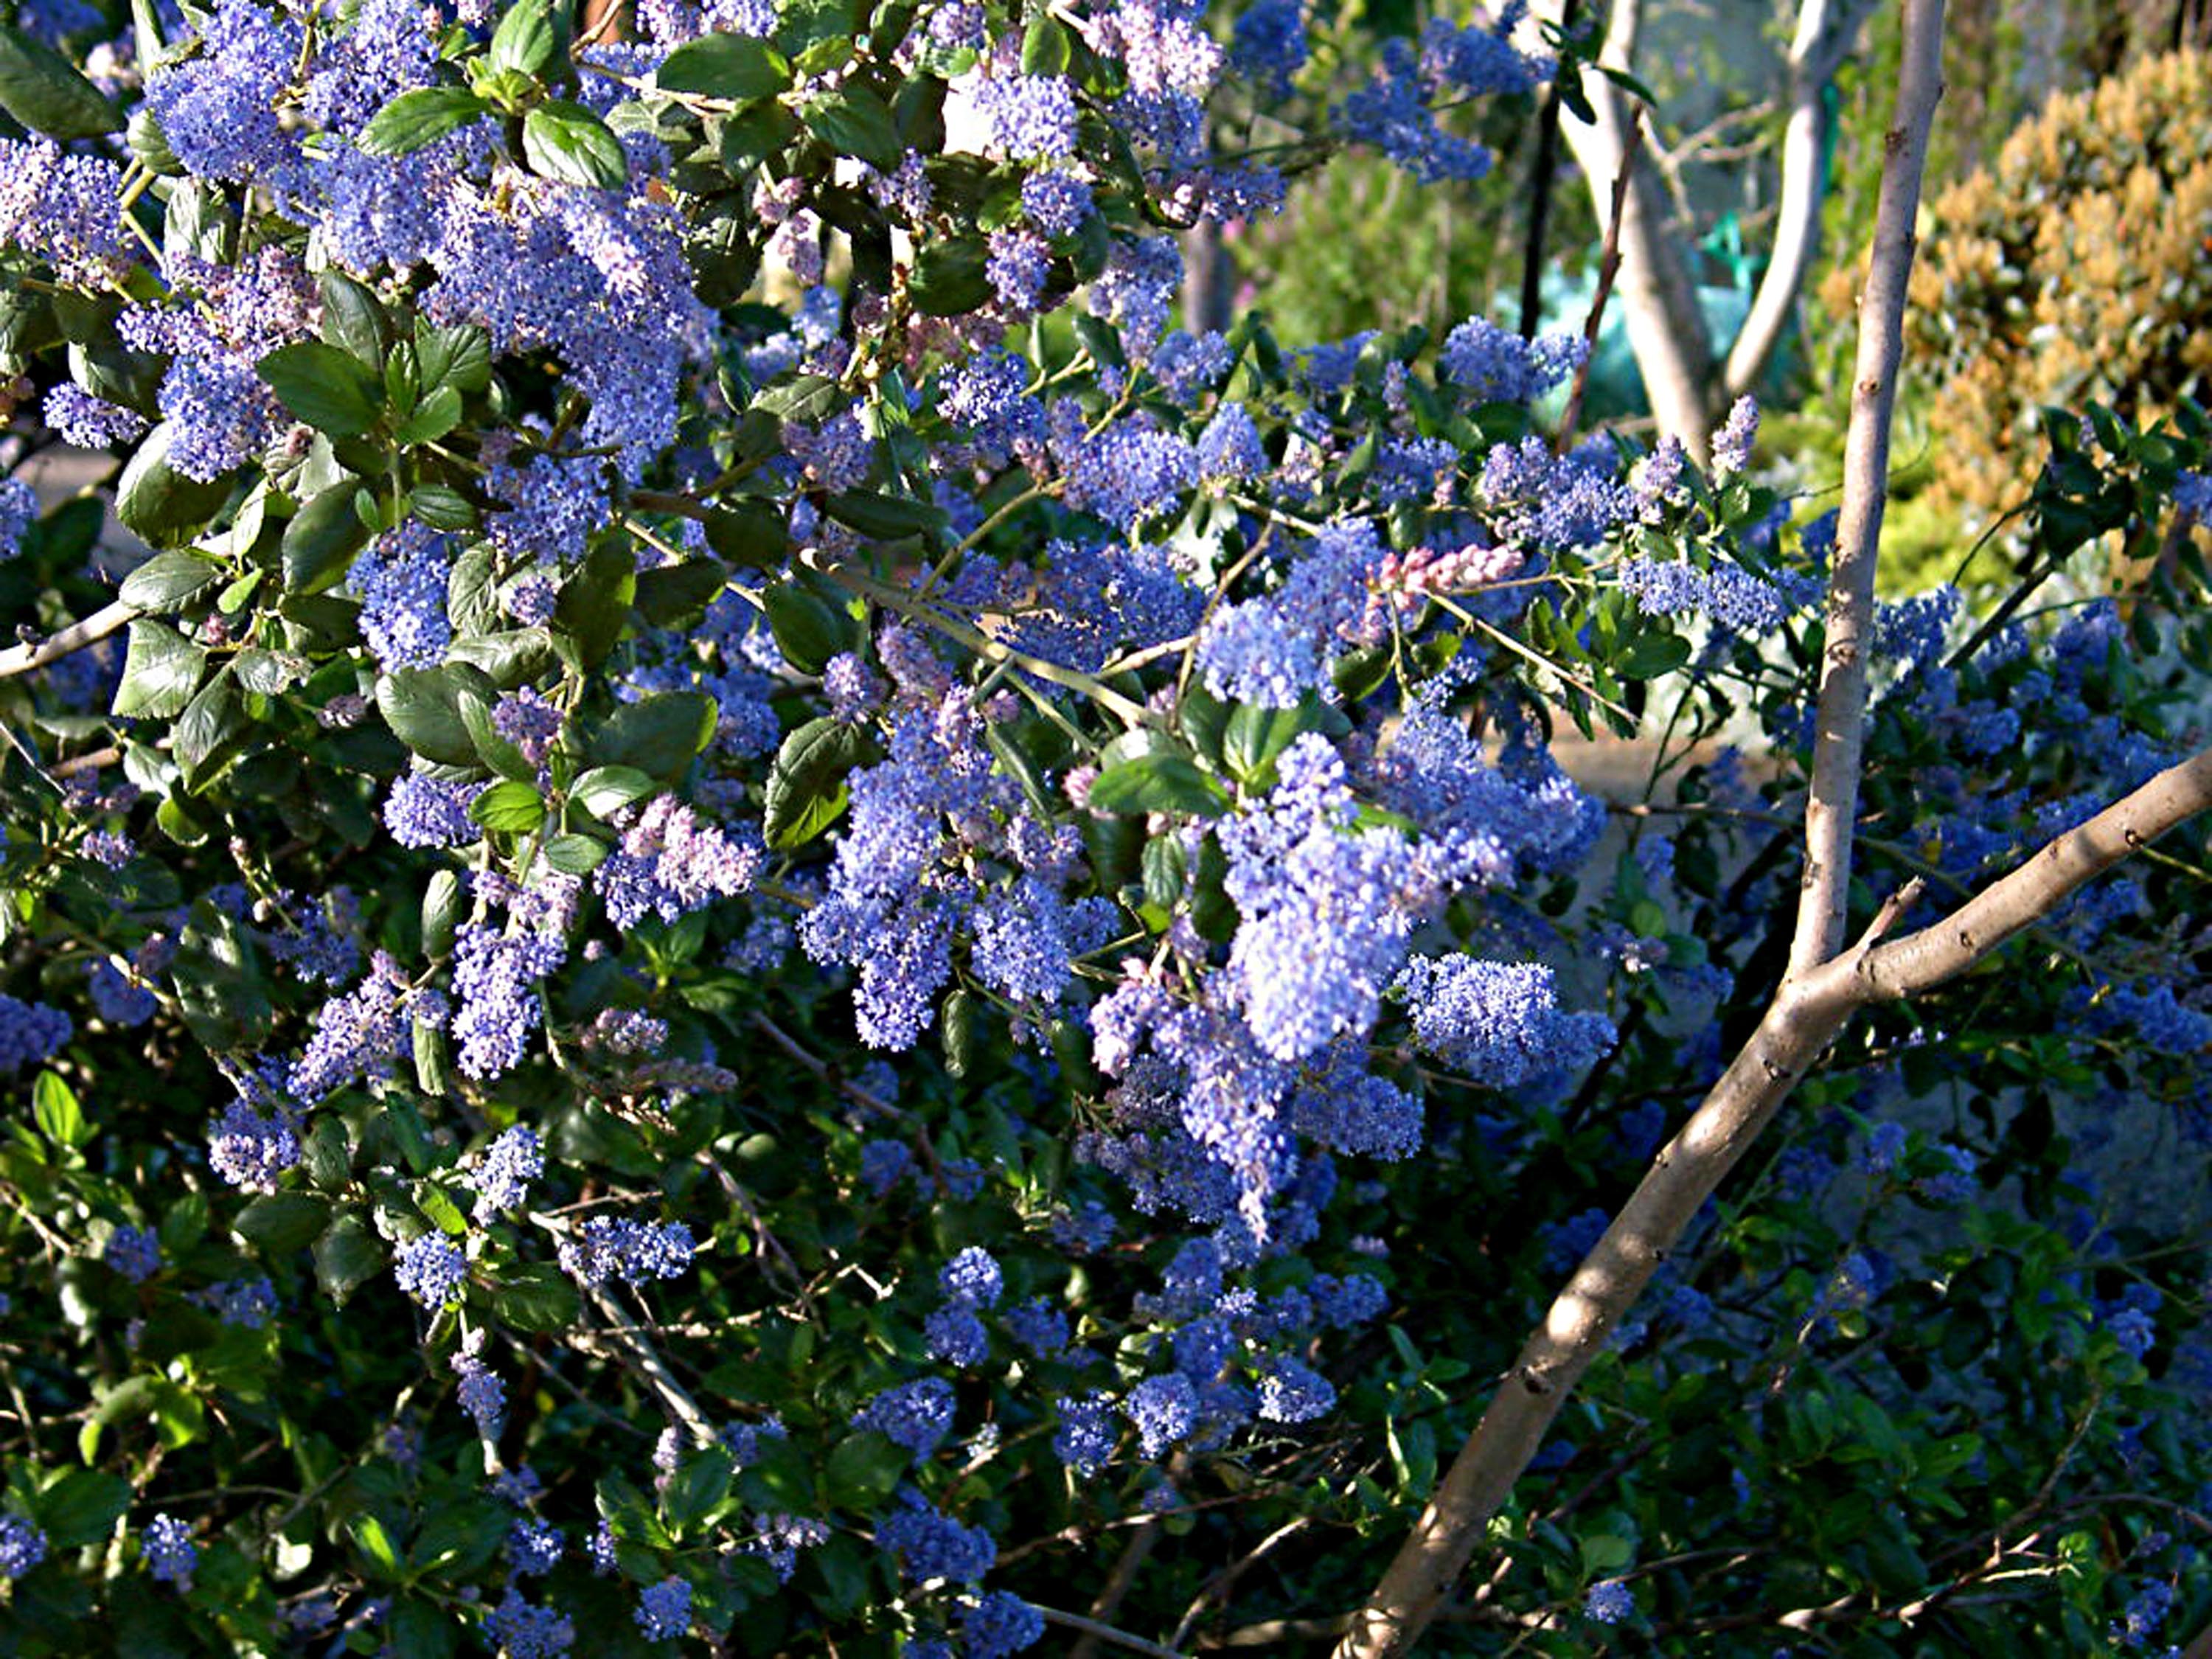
left=0, top=1, right=2210, bottom=1656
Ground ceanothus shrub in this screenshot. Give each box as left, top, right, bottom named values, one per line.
left=0, top=0, right=2208, bottom=1652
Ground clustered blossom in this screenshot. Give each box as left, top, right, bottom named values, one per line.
left=0, top=1515, right=47, bottom=1581
left=557, top=1217, right=697, bottom=1286
left=0, top=995, right=72, bottom=1073
left=594, top=796, right=761, bottom=930
left=393, top=1234, right=469, bottom=1307
left=471, top=1126, right=545, bottom=1222
left=142, top=1515, right=198, bottom=1590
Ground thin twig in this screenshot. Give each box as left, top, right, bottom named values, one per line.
left=1553, top=107, right=1644, bottom=452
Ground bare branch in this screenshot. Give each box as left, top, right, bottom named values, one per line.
left=1723, top=0, right=1874, bottom=398
left=1784, top=0, right=1947, bottom=983
left=0, top=599, right=136, bottom=681
left=1036, top=1604, right=1192, bottom=1659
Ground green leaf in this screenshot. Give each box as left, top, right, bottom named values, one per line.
left=909, top=234, right=992, bottom=316
left=493, top=1262, right=579, bottom=1333
left=115, top=422, right=234, bottom=545
left=761, top=578, right=854, bottom=674
left=1616, top=630, right=1691, bottom=680
left=319, top=270, right=392, bottom=363
left=468, top=779, right=546, bottom=834
left=553, top=536, right=636, bottom=669
left=588, top=691, right=718, bottom=782
left=823, top=490, right=947, bottom=541
left=377, top=664, right=497, bottom=768
left=118, top=550, right=222, bottom=612
left=0, top=24, right=121, bottom=138
left=570, top=764, right=658, bottom=818
left=421, top=869, right=462, bottom=958
left=1020, top=12, right=1071, bottom=74
left=1085, top=753, right=1230, bottom=818
left=35, top=1470, right=131, bottom=1548
left=394, top=383, right=463, bottom=445
left=358, top=86, right=493, bottom=156
left=32, top=1070, right=88, bottom=1148
left=765, top=715, right=866, bottom=849
left=281, top=483, right=373, bottom=594
left=803, top=85, right=902, bottom=169
left=823, top=1431, right=907, bottom=1510
left=173, top=669, right=248, bottom=788
left=408, top=483, right=478, bottom=532
left=656, top=31, right=791, bottom=99
left=542, top=831, right=609, bottom=874
left=257, top=342, right=384, bottom=439
left=111, top=620, right=206, bottom=720
left=459, top=689, right=535, bottom=782
left=633, top=557, right=728, bottom=625
left=415, top=322, right=493, bottom=397
left=941, top=987, right=975, bottom=1077
left=663, top=1447, right=734, bottom=1531
left=313, top=1212, right=385, bottom=1305
left=234, top=1193, right=334, bottom=1254
left=1222, top=698, right=1324, bottom=787
left=488, top=0, right=554, bottom=74
left=350, top=1513, right=403, bottom=1579
left=700, top=500, right=790, bottom=570
left=523, top=100, right=629, bottom=189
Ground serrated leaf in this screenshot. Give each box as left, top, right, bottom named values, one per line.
left=359, top=86, right=492, bottom=156
left=824, top=490, right=947, bottom=540
left=117, top=550, right=221, bottom=611
left=458, top=689, right=535, bottom=782
left=376, top=664, right=495, bottom=767
left=394, top=383, right=463, bottom=445
left=823, top=1431, right=907, bottom=1509
left=488, top=0, right=554, bottom=74
left=523, top=100, right=628, bottom=189
left=414, top=322, right=493, bottom=397
left=493, top=1262, right=579, bottom=1333
left=319, top=270, right=392, bottom=363
left=111, top=620, right=206, bottom=719
left=656, top=31, right=790, bottom=99
left=700, top=500, right=789, bottom=569
left=35, top=1470, right=131, bottom=1549
left=761, top=577, right=853, bottom=674
left=909, top=234, right=991, bottom=316
left=408, top=483, right=478, bottom=532
left=32, top=1070, right=88, bottom=1148
left=803, top=85, right=902, bottom=169
left=257, top=341, right=383, bottom=439
left=542, top=831, right=609, bottom=874
left=663, top=1447, right=734, bottom=1531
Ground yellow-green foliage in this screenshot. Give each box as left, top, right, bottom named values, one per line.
left=1895, top=48, right=2212, bottom=529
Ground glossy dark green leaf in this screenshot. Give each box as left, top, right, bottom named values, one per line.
left=657, top=31, right=791, bottom=99
left=111, top=620, right=206, bottom=720
left=802, top=86, right=902, bottom=169
left=633, top=557, right=728, bottom=625
left=1085, top=752, right=1230, bottom=818
left=488, top=0, right=554, bottom=74
left=542, top=831, right=610, bottom=874
left=765, top=715, right=866, bottom=849
left=319, top=270, right=392, bottom=363
left=117, top=550, right=221, bottom=612
left=233, top=1192, right=334, bottom=1255
left=415, top=322, right=493, bottom=397
left=467, top=779, right=545, bottom=833
left=376, top=663, right=498, bottom=768
left=570, top=764, right=659, bottom=818
left=700, top=500, right=790, bottom=570
left=824, top=490, right=948, bottom=540
left=257, top=342, right=384, bottom=439
left=761, top=577, right=855, bottom=675
left=35, top=1470, right=132, bottom=1549
left=663, top=1447, right=734, bottom=1531
left=282, top=482, right=373, bottom=594
left=0, top=24, right=120, bottom=137
left=909, top=234, right=992, bottom=316
left=313, top=1212, right=385, bottom=1306
left=115, top=422, right=235, bottom=545
left=493, top=1262, right=580, bottom=1333
left=523, top=100, right=629, bottom=189
left=358, top=86, right=492, bottom=156
left=588, top=691, right=718, bottom=782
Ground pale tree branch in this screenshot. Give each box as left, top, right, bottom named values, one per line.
left=1784, top=0, right=1946, bottom=984
left=1334, top=10, right=1958, bottom=1655
left=1533, top=0, right=1720, bottom=459
left=1722, top=0, right=1883, bottom=400
left=0, top=599, right=136, bottom=681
